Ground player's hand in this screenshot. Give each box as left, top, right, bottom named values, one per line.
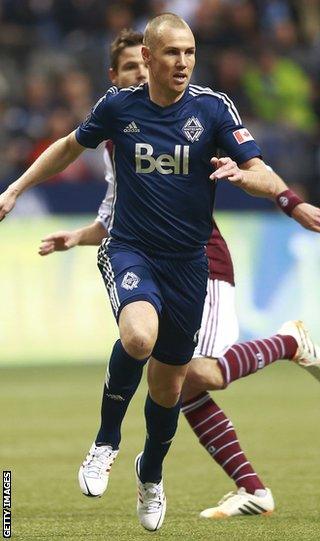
left=291, top=203, right=320, bottom=233
left=0, top=189, right=17, bottom=221
left=38, top=230, right=81, bottom=256
left=210, top=157, right=244, bottom=184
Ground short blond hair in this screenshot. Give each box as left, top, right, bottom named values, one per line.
left=143, top=13, right=191, bottom=50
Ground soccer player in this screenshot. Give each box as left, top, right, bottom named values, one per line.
left=1, top=14, right=320, bottom=530
left=38, top=29, right=320, bottom=521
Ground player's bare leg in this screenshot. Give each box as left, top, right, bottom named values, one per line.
left=119, top=301, right=159, bottom=359
left=79, top=301, right=158, bottom=498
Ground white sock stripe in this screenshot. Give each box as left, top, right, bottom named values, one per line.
left=253, top=339, right=267, bottom=366
left=205, top=427, right=235, bottom=448
left=256, top=338, right=272, bottom=364
left=213, top=439, right=238, bottom=456
left=221, top=451, right=244, bottom=469
left=230, top=461, right=249, bottom=478
left=229, top=346, right=243, bottom=378
left=245, top=342, right=258, bottom=371
left=219, top=356, right=230, bottom=384
left=273, top=335, right=285, bottom=358
left=237, top=343, right=250, bottom=374
left=268, top=337, right=281, bottom=357
left=181, top=393, right=212, bottom=414
left=199, top=418, right=229, bottom=440
left=265, top=337, right=278, bottom=357
left=191, top=409, right=222, bottom=429
left=234, top=473, right=258, bottom=483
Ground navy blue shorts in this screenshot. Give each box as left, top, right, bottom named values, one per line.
left=97, top=240, right=208, bottom=366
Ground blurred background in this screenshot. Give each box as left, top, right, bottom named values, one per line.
left=1, top=0, right=320, bottom=364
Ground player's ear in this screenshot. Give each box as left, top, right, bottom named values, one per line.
left=109, top=67, right=118, bottom=85
left=141, top=46, right=151, bottom=66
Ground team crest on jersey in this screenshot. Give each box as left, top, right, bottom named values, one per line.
left=121, top=271, right=141, bottom=290
left=182, top=116, right=204, bottom=143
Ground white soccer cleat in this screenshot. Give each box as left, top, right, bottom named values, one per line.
left=135, top=452, right=166, bottom=531
left=78, top=442, right=119, bottom=497
left=277, top=320, right=320, bottom=368
left=200, top=487, right=275, bottom=519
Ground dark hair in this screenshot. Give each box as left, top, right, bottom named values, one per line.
left=110, top=29, right=143, bottom=70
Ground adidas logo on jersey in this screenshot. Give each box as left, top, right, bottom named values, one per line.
left=123, top=121, right=140, bottom=133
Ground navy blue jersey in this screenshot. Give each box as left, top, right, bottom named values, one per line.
left=76, top=83, right=261, bottom=255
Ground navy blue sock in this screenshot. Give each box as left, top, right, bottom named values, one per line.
left=139, top=394, right=181, bottom=483
left=96, top=340, right=148, bottom=449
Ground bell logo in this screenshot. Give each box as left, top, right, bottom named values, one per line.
left=135, top=143, right=189, bottom=174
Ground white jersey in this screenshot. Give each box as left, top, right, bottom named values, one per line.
left=95, top=146, right=115, bottom=233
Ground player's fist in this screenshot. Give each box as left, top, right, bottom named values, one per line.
left=38, top=230, right=81, bottom=256
left=291, top=203, right=320, bottom=233
left=0, top=189, right=17, bottom=221
left=210, top=157, right=244, bottom=185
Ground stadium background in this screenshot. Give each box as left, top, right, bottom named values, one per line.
left=1, top=2, right=320, bottom=540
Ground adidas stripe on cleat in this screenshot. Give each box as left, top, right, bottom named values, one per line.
left=78, top=442, right=118, bottom=497
left=135, top=453, right=166, bottom=531
left=200, top=487, right=274, bottom=519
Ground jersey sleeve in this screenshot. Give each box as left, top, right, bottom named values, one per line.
left=214, top=94, right=262, bottom=164
left=75, top=88, right=117, bottom=149
left=95, top=147, right=115, bottom=231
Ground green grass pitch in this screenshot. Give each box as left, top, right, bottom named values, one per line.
left=1, top=361, right=319, bottom=540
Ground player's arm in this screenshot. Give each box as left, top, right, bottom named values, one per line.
left=0, top=131, right=85, bottom=221
left=39, top=147, right=114, bottom=256
left=210, top=156, right=283, bottom=197
left=39, top=221, right=107, bottom=256
left=211, top=156, right=320, bottom=232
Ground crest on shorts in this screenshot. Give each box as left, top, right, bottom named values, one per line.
left=182, top=116, right=204, bottom=142
left=121, top=271, right=141, bottom=290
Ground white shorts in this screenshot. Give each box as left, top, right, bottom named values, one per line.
left=193, top=279, right=239, bottom=359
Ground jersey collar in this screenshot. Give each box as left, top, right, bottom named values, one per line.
left=143, top=83, right=191, bottom=114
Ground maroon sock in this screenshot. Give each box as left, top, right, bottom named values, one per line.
left=182, top=392, right=265, bottom=494
left=218, top=334, right=298, bottom=387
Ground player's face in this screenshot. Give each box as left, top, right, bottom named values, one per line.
left=109, top=45, right=148, bottom=88
left=143, top=26, right=195, bottom=101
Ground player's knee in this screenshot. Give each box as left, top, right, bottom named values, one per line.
left=150, top=387, right=181, bottom=408
left=122, top=329, right=155, bottom=360
left=185, top=358, right=224, bottom=390
left=149, top=381, right=182, bottom=408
